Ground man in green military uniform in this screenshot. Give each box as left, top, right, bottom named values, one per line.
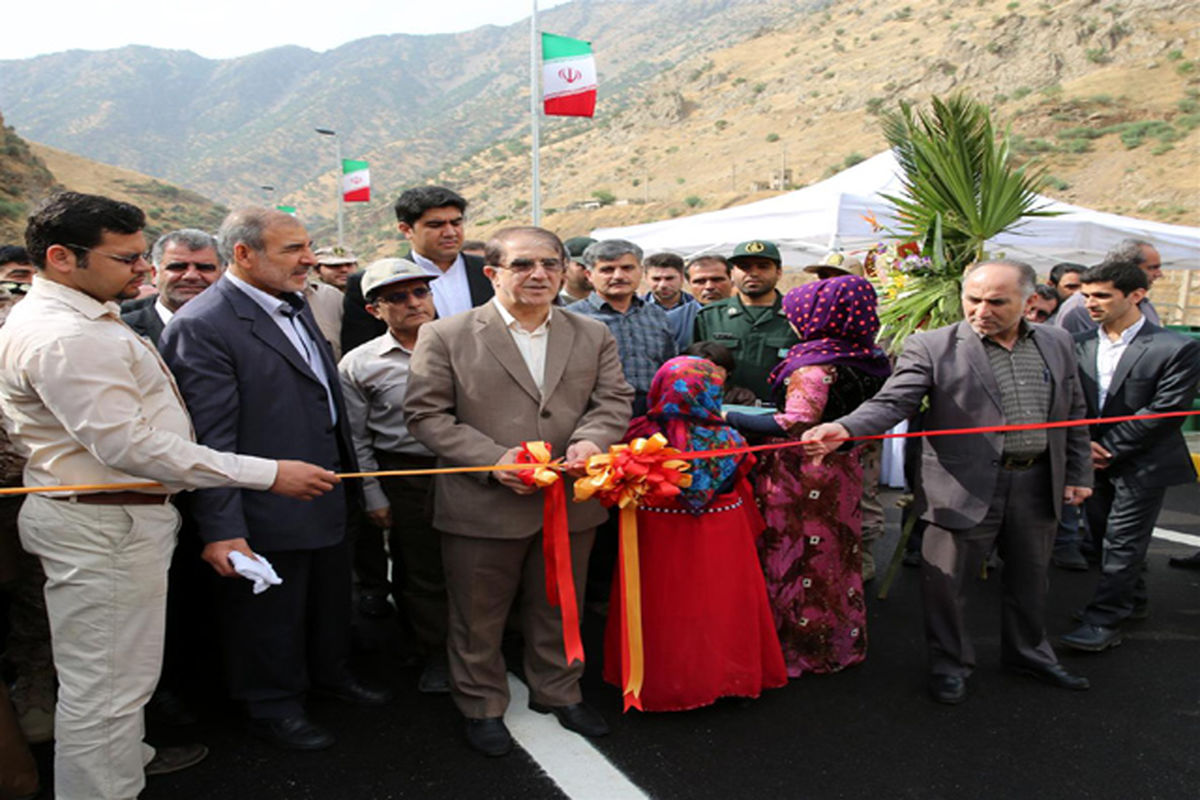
left=693, top=239, right=797, bottom=402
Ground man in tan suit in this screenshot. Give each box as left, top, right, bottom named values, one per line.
left=405, top=226, right=633, bottom=757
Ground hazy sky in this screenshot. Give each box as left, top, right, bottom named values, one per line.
left=7, top=0, right=573, bottom=60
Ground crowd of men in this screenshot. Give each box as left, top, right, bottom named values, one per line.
left=0, top=187, right=1196, bottom=800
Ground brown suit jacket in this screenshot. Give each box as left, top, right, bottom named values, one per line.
left=837, top=320, right=1093, bottom=531
left=404, top=301, right=634, bottom=538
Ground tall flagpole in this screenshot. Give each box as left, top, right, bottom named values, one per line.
left=530, top=0, right=542, bottom=225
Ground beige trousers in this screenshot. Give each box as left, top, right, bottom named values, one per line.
left=19, top=494, right=178, bottom=800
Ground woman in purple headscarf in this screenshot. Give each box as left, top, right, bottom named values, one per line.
left=726, top=275, right=890, bottom=676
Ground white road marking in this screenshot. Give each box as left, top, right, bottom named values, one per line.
left=1153, top=527, right=1200, bottom=548
left=504, top=674, right=650, bottom=800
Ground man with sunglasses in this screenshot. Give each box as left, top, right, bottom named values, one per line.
left=405, top=226, right=632, bottom=757
left=338, top=259, right=449, bottom=694
left=121, top=229, right=223, bottom=347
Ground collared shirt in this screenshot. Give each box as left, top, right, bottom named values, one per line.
left=155, top=298, right=174, bottom=327
left=646, top=291, right=700, bottom=350
left=693, top=292, right=798, bottom=401
left=1055, top=291, right=1160, bottom=334
left=566, top=293, right=676, bottom=394
left=226, top=272, right=337, bottom=424
left=338, top=331, right=433, bottom=510
left=494, top=297, right=552, bottom=393
left=0, top=276, right=276, bottom=494
left=1096, top=315, right=1146, bottom=409
left=412, top=250, right=471, bottom=319
left=979, top=322, right=1052, bottom=458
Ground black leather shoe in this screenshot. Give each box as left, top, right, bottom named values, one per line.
left=417, top=659, right=451, bottom=695
left=465, top=717, right=513, bottom=757
left=1168, top=551, right=1200, bottom=570
left=1060, top=623, right=1123, bottom=653
left=145, top=742, right=208, bottom=775
left=927, top=674, right=967, bottom=705
left=1052, top=546, right=1089, bottom=571
left=315, top=678, right=394, bottom=706
left=1006, top=661, right=1090, bottom=690
left=249, top=715, right=335, bottom=750
left=529, top=701, right=610, bottom=737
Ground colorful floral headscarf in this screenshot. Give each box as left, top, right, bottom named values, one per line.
left=768, top=275, right=891, bottom=394
left=626, top=356, right=747, bottom=510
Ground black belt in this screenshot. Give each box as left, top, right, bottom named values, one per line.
left=1000, top=453, right=1047, bottom=471
left=50, top=492, right=174, bottom=505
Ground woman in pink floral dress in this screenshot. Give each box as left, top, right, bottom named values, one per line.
left=725, top=276, right=890, bottom=676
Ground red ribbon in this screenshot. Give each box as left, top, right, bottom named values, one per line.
left=516, top=443, right=584, bottom=666
left=671, top=409, right=1200, bottom=462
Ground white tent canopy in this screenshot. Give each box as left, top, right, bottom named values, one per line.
left=591, top=150, right=1200, bottom=270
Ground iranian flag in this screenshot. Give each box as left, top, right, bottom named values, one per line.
left=341, top=159, right=370, bottom=202
left=276, top=205, right=298, bottom=216
left=542, top=33, right=596, bottom=117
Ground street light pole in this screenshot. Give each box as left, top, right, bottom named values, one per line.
left=315, top=128, right=344, bottom=247
left=260, top=185, right=275, bottom=206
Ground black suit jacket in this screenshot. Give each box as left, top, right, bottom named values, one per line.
left=340, top=252, right=494, bottom=355
left=1075, top=322, right=1200, bottom=489
left=159, top=276, right=359, bottom=552
left=120, top=300, right=166, bottom=348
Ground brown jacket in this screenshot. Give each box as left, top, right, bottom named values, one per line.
left=404, top=301, right=633, bottom=538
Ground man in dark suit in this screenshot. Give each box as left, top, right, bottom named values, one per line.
left=160, top=208, right=392, bottom=752
left=121, top=229, right=223, bottom=347
left=1060, top=259, right=1200, bottom=652
left=340, top=186, right=493, bottom=355
left=803, top=261, right=1093, bottom=704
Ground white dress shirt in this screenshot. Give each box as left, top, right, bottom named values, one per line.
left=1096, top=315, right=1146, bottom=409
left=226, top=272, right=338, bottom=424
left=412, top=250, right=471, bottom=319
left=492, top=297, right=551, bottom=394
left=338, top=331, right=433, bottom=510
left=155, top=298, right=174, bottom=327
left=0, top=276, right=276, bottom=494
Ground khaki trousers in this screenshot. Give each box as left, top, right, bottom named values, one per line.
left=442, top=528, right=594, bottom=719
left=19, top=494, right=178, bottom=800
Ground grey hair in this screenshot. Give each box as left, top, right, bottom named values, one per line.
left=151, top=229, right=220, bottom=267
left=1106, top=238, right=1154, bottom=266
left=217, top=207, right=293, bottom=265
left=582, top=239, right=643, bottom=268
left=965, top=259, right=1038, bottom=299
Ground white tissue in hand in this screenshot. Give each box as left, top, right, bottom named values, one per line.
left=228, top=551, right=282, bottom=594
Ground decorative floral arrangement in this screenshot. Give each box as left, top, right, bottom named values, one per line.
left=870, top=93, right=1056, bottom=352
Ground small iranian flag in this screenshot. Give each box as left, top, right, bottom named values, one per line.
left=542, top=33, right=596, bottom=117
left=341, top=159, right=370, bottom=203
left=276, top=205, right=298, bottom=216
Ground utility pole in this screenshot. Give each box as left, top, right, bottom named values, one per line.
left=315, top=128, right=344, bottom=246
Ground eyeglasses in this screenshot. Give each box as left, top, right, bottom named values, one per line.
left=66, top=244, right=149, bottom=267
left=162, top=261, right=220, bottom=274
left=373, top=285, right=432, bottom=304
left=496, top=258, right=566, bottom=274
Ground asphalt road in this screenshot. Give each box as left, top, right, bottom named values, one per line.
left=25, top=483, right=1200, bottom=799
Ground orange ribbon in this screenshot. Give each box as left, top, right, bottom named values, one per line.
left=516, top=442, right=584, bottom=666
left=573, top=434, right=692, bottom=711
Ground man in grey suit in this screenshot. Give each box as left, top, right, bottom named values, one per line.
left=803, top=261, right=1093, bottom=704
left=405, top=226, right=633, bottom=757
left=1060, top=259, right=1200, bottom=652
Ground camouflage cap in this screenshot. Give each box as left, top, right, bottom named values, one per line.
left=361, top=258, right=434, bottom=299
left=729, top=240, right=781, bottom=265
left=313, top=245, right=358, bottom=266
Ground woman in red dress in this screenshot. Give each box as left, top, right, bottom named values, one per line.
left=603, top=356, right=786, bottom=711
